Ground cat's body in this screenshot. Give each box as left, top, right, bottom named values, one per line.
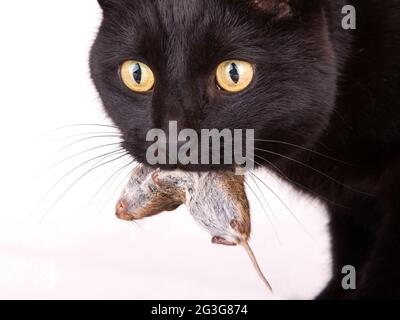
left=90, top=0, right=400, bottom=299
left=287, top=0, right=400, bottom=299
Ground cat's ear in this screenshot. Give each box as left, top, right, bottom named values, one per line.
left=97, top=0, right=108, bottom=10
left=249, top=0, right=293, bottom=18
left=97, top=0, right=119, bottom=11
left=248, top=0, right=317, bottom=19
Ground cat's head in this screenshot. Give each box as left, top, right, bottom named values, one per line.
left=90, top=0, right=337, bottom=171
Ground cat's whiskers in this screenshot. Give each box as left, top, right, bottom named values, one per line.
left=247, top=172, right=277, bottom=221
left=250, top=138, right=356, bottom=167
left=38, top=134, right=124, bottom=173
left=36, top=142, right=123, bottom=178
left=252, top=154, right=349, bottom=208
left=97, top=162, right=139, bottom=216
left=35, top=123, right=119, bottom=140
left=53, top=131, right=122, bottom=142
left=30, top=148, right=127, bottom=221
left=244, top=179, right=282, bottom=244
left=38, top=151, right=130, bottom=222
left=247, top=166, right=315, bottom=240
left=253, top=147, right=374, bottom=197
left=89, top=159, right=136, bottom=205
left=32, top=123, right=364, bottom=225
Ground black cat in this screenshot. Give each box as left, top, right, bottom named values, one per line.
left=90, top=0, right=400, bottom=299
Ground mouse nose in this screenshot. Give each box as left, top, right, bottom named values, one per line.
left=116, top=201, right=134, bottom=221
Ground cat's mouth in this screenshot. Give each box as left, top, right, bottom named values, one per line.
left=123, top=132, right=255, bottom=173
left=125, top=144, right=254, bottom=173
left=147, top=162, right=238, bottom=173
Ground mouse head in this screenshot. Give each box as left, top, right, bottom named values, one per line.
left=116, top=165, right=185, bottom=221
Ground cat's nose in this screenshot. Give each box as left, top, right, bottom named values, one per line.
left=156, top=93, right=196, bottom=134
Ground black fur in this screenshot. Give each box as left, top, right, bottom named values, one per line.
left=90, top=0, right=400, bottom=299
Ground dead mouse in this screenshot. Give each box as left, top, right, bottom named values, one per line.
left=116, top=165, right=273, bottom=292
left=116, top=165, right=185, bottom=221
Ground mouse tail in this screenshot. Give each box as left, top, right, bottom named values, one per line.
left=242, top=240, right=273, bottom=293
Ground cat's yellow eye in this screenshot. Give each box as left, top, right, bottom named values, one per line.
left=216, top=60, right=254, bottom=93
left=120, top=60, right=155, bottom=92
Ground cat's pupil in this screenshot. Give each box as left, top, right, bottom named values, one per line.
left=132, top=63, right=142, bottom=84
left=229, top=63, right=239, bottom=84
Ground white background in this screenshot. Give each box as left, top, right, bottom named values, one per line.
left=0, top=1, right=331, bottom=299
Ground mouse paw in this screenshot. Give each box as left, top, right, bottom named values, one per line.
left=230, top=219, right=245, bottom=234
left=211, top=236, right=237, bottom=246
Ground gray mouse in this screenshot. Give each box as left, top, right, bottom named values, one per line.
left=117, top=165, right=273, bottom=292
